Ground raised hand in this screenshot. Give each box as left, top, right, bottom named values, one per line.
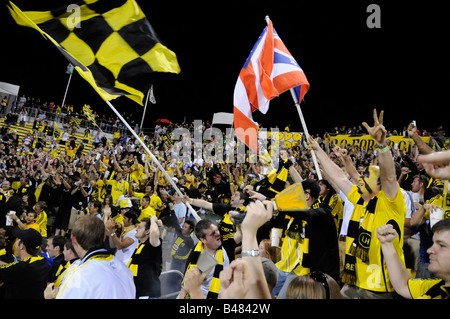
left=376, top=224, right=398, bottom=244
left=362, top=109, right=386, bottom=146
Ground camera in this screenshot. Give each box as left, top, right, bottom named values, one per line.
left=232, top=210, right=246, bottom=225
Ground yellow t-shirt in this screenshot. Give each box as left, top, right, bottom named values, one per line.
left=408, top=278, right=450, bottom=299
left=347, top=185, right=407, bottom=292
left=36, top=211, right=48, bottom=238
left=107, top=179, right=129, bottom=204
left=138, top=205, right=156, bottom=221
left=93, top=179, right=106, bottom=203
left=149, top=194, right=163, bottom=212
left=276, top=216, right=303, bottom=274
left=184, top=173, right=196, bottom=189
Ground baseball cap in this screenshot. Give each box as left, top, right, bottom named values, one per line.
left=12, top=228, right=42, bottom=250
left=261, top=257, right=279, bottom=289
left=119, top=199, right=131, bottom=209
left=301, top=179, right=321, bottom=199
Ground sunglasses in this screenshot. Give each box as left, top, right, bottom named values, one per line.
left=309, top=271, right=330, bottom=299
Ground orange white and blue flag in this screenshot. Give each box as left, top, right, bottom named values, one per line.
left=233, top=18, right=309, bottom=152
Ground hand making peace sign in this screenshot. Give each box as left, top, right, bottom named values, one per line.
left=362, top=109, right=387, bottom=146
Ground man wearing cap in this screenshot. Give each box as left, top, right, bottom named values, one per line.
left=113, top=197, right=133, bottom=225
left=0, top=228, right=49, bottom=299
left=274, top=179, right=340, bottom=299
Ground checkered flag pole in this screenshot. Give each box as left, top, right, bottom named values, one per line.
left=105, top=100, right=200, bottom=222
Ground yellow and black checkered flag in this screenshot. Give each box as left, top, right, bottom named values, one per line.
left=164, top=132, right=174, bottom=147
left=70, top=117, right=82, bottom=129
left=7, top=0, right=180, bottom=106
left=83, top=104, right=97, bottom=126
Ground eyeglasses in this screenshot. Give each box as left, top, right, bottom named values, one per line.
left=309, top=271, right=330, bottom=299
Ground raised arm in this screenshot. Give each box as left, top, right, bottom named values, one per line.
left=308, top=137, right=354, bottom=197
left=149, top=215, right=161, bottom=247
left=333, top=146, right=360, bottom=183
left=233, top=200, right=273, bottom=299
left=376, top=224, right=412, bottom=299
left=407, top=123, right=434, bottom=155
left=362, top=109, right=399, bottom=200
left=280, top=150, right=303, bottom=183
left=185, top=197, right=213, bottom=212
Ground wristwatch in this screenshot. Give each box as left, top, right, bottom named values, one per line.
left=241, top=249, right=260, bottom=257
left=110, top=233, right=116, bottom=237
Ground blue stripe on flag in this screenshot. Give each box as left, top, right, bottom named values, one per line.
left=274, top=51, right=300, bottom=67
left=243, top=26, right=267, bottom=69
left=293, top=85, right=301, bottom=103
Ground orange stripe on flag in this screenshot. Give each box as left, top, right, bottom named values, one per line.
left=273, top=71, right=309, bottom=96
left=274, top=38, right=291, bottom=56
left=239, top=62, right=259, bottom=112
left=258, top=20, right=278, bottom=101
left=233, top=106, right=259, bottom=152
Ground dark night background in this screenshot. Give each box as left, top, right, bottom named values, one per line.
left=0, top=0, right=448, bottom=135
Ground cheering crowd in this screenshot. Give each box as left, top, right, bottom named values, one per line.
left=0, top=103, right=449, bottom=300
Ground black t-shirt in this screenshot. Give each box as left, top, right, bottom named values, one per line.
left=48, top=253, right=65, bottom=283
left=212, top=203, right=239, bottom=261
left=287, top=201, right=340, bottom=281
left=71, top=184, right=92, bottom=209
left=128, top=240, right=162, bottom=298
left=0, top=255, right=49, bottom=299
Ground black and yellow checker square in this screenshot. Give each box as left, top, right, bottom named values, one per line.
left=8, top=0, right=180, bottom=105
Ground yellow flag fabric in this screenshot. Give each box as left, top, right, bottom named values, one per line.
left=7, top=0, right=180, bottom=105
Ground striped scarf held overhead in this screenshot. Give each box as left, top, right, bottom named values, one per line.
left=255, top=159, right=291, bottom=199
left=184, top=242, right=223, bottom=299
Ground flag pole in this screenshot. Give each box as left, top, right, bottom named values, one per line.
left=290, top=89, right=322, bottom=180
left=61, top=71, right=72, bottom=108
left=105, top=100, right=201, bottom=222
left=140, top=87, right=150, bottom=131
left=264, top=16, right=322, bottom=179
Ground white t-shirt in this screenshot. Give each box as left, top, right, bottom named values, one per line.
left=338, top=190, right=354, bottom=237
left=56, top=249, right=135, bottom=299
left=115, top=227, right=139, bottom=266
